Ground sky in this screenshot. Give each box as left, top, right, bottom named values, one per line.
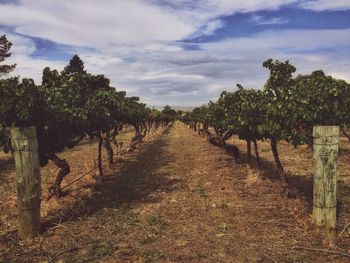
left=1, top=0, right=350, bottom=106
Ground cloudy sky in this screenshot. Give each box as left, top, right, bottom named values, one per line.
left=1, top=0, right=350, bottom=106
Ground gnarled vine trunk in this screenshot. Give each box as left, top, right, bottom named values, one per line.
left=253, top=140, right=261, bottom=169
left=104, top=130, right=113, bottom=167
left=97, top=132, right=103, bottom=177
left=270, top=137, right=283, bottom=172
left=111, top=125, right=124, bottom=151
left=270, top=137, right=288, bottom=205
left=49, top=153, right=70, bottom=197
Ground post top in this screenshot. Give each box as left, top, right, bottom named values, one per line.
left=313, top=126, right=339, bottom=137
left=10, top=126, right=37, bottom=140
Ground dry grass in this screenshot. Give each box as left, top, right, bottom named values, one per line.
left=0, top=128, right=137, bottom=235
left=0, top=122, right=349, bottom=262
left=228, top=133, right=350, bottom=249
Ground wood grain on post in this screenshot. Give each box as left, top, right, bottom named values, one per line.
left=10, top=126, right=41, bottom=239
left=313, top=126, right=339, bottom=237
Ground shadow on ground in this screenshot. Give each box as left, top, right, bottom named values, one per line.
left=223, top=141, right=350, bottom=220
left=220, top=141, right=314, bottom=198
left=41, top=124, right=184, bottom=232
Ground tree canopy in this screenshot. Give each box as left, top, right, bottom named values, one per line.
left=0, top=35, right=16, bottom=76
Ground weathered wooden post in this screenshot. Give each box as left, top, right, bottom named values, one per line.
left=313, top=126, right=339, bottom=239
left=10, top=126, right=41, bottom=239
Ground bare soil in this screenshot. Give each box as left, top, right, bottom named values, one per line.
left=0, top=122, right=350, bottom=262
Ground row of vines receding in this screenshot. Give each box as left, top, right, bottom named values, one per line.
left=0, top=35, right=178, bottom=198
left=181, top=58, right=350, bottom=200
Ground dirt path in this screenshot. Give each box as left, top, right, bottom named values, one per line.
left=1, top=122, right=348, bottom=262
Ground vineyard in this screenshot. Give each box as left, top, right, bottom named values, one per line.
left=1, top=121, right=350, bottom=262
left=1, top=33, right=350, bottom=262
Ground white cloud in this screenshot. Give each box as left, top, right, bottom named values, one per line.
left=4, top=32, right=36, bottom=56
left=140, top=72, right=206, bottom=81
left=198, top=28, right=350, bottom=88
left=151, top=0, right=297, bottom=17
left=299, top=0, right=350, bottom=11
left=1, top=0, right=350, bottom=106
left=250, top=15, right=288, bottom=25
left=0, top=0, right=299, bottom=47
left=197, top=19, right=226, bottom=36
left=4, top=27, right=350, bottom=106
left=201, top=28, right=350, bottom=51
left=0, top=30, right=65, bottom=82
left=0, top=0, right=195, bottom=47
left=8, top=54, right=65, bottom=82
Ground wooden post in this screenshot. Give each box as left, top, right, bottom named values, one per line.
left=97, top=132, right=104, bottom=177
left=104, top=130, right=113, bottom=167
left=313, top=126, right=339, bottom=239
left=10, top=126, right=41, bottom=239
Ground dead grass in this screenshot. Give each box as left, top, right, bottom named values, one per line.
left=0, top=122, right=349, bottom=262
left=0, top=128, right=136, bottom=236
left=227, top=133, right=350, bottom=250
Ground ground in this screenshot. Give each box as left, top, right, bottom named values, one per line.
left=0, top=121, right=350, bottom=262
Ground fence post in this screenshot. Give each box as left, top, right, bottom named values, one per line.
left=313, top=126, right=339, bottom=239
left=10, top=126, right=41, bottom=239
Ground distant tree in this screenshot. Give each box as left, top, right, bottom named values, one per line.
left=176, top=110, right=183, bottom=117
left=0, top=35, right=16, bottom=76
left=42, top=67, right=61, bottom=86
left=63, top=54, right=86, bottom=74
left=162, top=105, right=175, bottom=114
left=161, top=105, right=177, bottom=124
